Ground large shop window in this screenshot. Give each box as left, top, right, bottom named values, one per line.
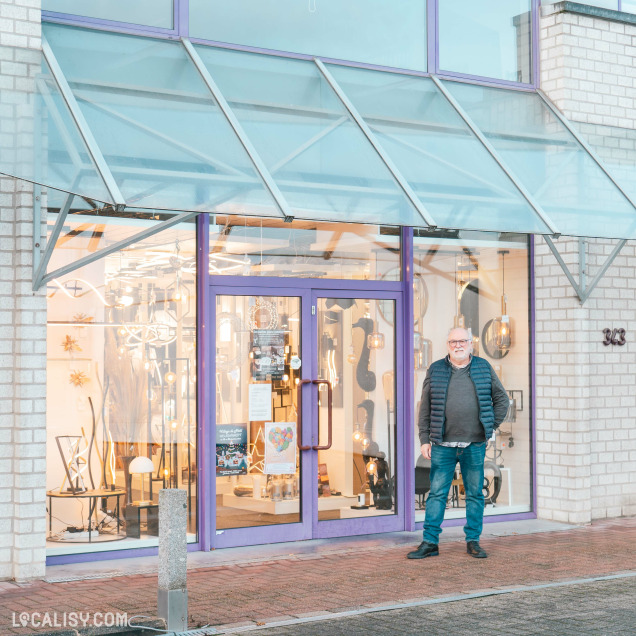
left=188, top=0, right=427, bottom=71
left=45, top=210, right=197, bottom=556
left=413, top=232, right=532, bottom=521
left=43, top=0, right=174, bottom=29
left=438, top=0, right=532, bottom=83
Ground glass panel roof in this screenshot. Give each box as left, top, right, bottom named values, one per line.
left=0, top=42, right=113, bottom=203
left=443, top=81, right=636, bottom=240
left=43, top=23, right=282, bottom=217
left=193, top=44, right=427, bottom=226
left=327, top=64, right=550, bottom=235
left=4, top=23, right=635, bottom=249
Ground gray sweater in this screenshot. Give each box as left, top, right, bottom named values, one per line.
left=418, top=361, right=509, bottom=445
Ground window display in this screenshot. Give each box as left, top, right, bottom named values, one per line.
left=209, top=216, right=400, bottom=280
left=412, top=232, right=531, bottom=521
left=45, top=212, right=197, bottom=555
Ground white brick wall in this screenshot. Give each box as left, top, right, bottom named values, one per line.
left=0, top=0, right=45, bottom=581
left=538, top=4, right=636, bottom=523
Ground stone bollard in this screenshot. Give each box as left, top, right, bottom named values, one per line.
left=157, top=489, right=188, bottom=632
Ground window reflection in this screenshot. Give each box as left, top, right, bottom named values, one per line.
left=439, top=0, right=532, bottom=83
left=209, top=216, right=400, bottom=280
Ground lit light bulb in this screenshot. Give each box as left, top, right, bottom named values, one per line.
left=117, top=327, right=126, bottom=336
left=353, top=429, right=363, bottom=442
left=165, top=371, right=177, bottom=384
left=282, top=374, right=289, bottom=382
left=118, top=346, right=126, bottom=355
left=295, top=378, right=300, bottom=385
left=143, top=360, right=151, bottom=371
left=163, top=469, right=170, bottom=477
left=170, top=419, right=179, bottom=430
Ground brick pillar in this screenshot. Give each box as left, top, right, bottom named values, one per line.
left=0, top=0, right=45, bottom=581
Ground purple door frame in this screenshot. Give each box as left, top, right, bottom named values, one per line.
left=209, top=284, right=406, bottom=549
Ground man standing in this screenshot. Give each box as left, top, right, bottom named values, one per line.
left=407, top=327, right=509, bottom=560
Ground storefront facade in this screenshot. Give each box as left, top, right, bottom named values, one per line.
left=1, top=1, right=635, bottom=580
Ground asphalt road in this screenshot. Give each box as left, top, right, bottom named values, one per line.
left=242, top=576, right=636, bottom=635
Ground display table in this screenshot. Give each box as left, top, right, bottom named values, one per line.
left=221, top=493, right=358, bottom=515
left=47, top=488, right=126, bottom=543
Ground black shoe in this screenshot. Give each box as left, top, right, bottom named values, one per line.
left=407, top=541, right=439, bottom=559
left=467, top=541, right=487, bottom=558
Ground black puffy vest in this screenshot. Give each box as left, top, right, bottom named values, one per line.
left=428, top=355, right=495, bottom=444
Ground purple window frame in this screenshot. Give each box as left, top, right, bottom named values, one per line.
left=46, top=220, right=536, bottom=566
left=41, top=0, right=541, bottom=90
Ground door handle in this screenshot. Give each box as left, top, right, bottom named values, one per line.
left=296, top=379, right=313, bottom=450
left=296, top=379, right=333, bottom=451
left=311, top=379, right=333, bottom=451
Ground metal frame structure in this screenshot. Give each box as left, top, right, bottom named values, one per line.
left=544, top=236, right=628, bottom=304
left=30, top=24, right=635, bottom=303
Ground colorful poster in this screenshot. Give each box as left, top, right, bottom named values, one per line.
left=252, top=329, right=286, bottom=380
left=263, top=422, right=297, bottom=475
left=248, top=383, right=272, bottom=421
left=216, top=423, right=248, bottom=476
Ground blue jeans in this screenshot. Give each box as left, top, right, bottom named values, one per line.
left=423, top=442, right=486, bottom=545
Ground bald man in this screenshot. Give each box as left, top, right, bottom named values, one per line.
left=407, top=328, right=509, bottom=560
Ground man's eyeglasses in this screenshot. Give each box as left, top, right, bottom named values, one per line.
left=448, top=339, right=469, bottom=347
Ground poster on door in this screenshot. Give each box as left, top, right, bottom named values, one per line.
left=251, top=329, right=285, bottom=380
left=263, top=422, right=297, bottom=474
left=216, top=423, right=248, bottom=475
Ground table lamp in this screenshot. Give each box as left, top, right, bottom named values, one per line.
left=129, top=456, right=154, bottom=506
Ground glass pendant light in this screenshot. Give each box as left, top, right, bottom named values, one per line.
left=494, top=250, right=512, bottom=351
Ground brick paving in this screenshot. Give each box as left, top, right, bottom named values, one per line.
left=0, top=517, right=634, bottom=634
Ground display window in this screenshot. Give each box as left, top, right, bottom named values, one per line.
left=45, top=212, right=197, bottom=556
left=209, top=216, right=400, bottom=281
left=412, top=232, right=532, bottom=521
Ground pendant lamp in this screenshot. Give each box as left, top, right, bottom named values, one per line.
left=494, top=250, right=512, bottom=351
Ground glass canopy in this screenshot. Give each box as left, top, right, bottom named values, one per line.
left=4, top=23, right=636, bottom=250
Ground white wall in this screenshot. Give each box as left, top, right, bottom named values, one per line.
left=537, top=3, right=636, bottom=522
left=0, top=0, right=44, bottom=581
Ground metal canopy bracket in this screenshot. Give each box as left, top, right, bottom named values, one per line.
left=181, top=38, right=293, bottom=221
left=430, top=75, right=561, bottom=238
left=35, top=211, right=199, bottom=291
left=543, top=236, right=627, bottom=304
left=32, top=191, right=75, bottom=291
left=313, top=58, right=437, bottom=229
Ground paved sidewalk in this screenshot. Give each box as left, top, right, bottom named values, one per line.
left=0, top=516, right=634, bottom=634
left=252, top=576, right=636, bottom=635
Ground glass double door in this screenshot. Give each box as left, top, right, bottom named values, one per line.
left=213, top=287, right=403, bottom=547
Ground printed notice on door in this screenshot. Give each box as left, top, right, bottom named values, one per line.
left=252, top=329, right=285, bottom=380
left=263, top=422, right=297, bottom=474
left=216, top=423, right=248, bottom=476
left=248, top=383, right=272, bottom=421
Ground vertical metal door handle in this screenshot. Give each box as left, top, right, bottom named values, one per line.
left=296, top=379, right=312, bottom=450
left=311, top=379, right=333, bottom=451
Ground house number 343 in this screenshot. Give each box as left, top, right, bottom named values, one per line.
left=602, top=328, right=626, bottom=346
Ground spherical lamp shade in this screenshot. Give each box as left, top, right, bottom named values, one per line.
left=129, top=456, right=154, bottom=474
